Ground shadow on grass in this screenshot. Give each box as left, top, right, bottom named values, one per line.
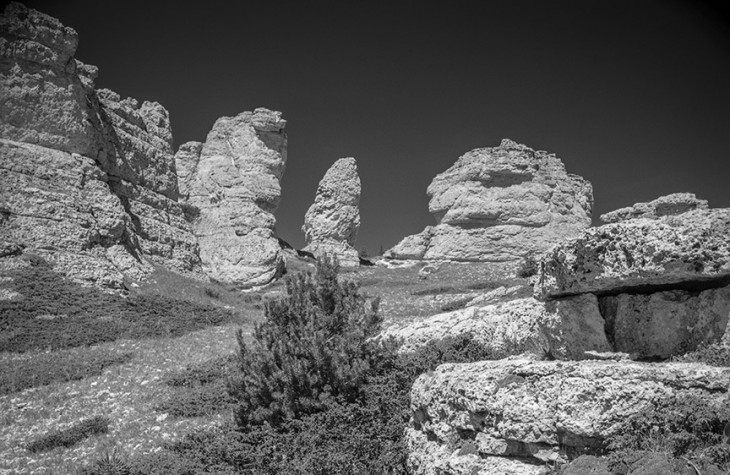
left=0, top=259, right=251, bottom=353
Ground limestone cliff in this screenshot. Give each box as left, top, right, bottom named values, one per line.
left=0, top=2, right=202, bottom=287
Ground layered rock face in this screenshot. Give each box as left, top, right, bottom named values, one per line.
left=535, top=199, right=730, bottom=359
left=302, top=157, right=361, bottom=266
left=386, top=139, right=593, bottom=262
left=407, top=358, right=730, bottom=475
left=600, top=192, right=708, bottom=224
left=175, top=109, right=287, bottom=288
left=0, top=3, right=202, bottom=287
left=380, top=294, right=611, bottom=360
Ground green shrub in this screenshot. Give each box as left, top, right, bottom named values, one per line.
left=179, top=202, right=200, bottom=222
left=230, top=255, right=387, bottom=427
left=607, top=393, right=730, bottom=471
left=129, top=333, right=497, bottom=474
left=0, top=348, right=133, bottom=395
left=26, top=415, right=109, bottom=453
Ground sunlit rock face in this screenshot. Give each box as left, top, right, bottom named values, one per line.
left=407, top=357, right=730, bottom=475
left=386, top=139, right=593, bottom=262
left=535, top=200, right=730, bottom=359
left=175, top=108, right=288, bottom=288
left=0, top=2, right=202, bottom=288
left=600, top=192, right=708, bottom=224
left=302, top=157, right=361, bottom=267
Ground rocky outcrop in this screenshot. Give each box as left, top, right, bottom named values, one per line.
left=175, top=108, right=287, bottom=288
left=386, top=139, right=592, bottom=262
left=302, top=157, right=361, bottom=266
left=600, top=192, right=708, bottom=224
left=536, top=208, right=730, bottom=299
left=407, top=357, right=730, bottom=474
left=0, top=2, right=202, bottom=287
left=381, top=295, right=611, bottom=360
left=534, top=202, right=730, bottom=359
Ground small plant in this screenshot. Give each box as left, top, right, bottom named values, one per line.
left=203, top=286, right=221, bottom=299
left=516, top=254, right=539, bottom=278
left=79, top=448, right=132, bottom=475
left=26, top=416, right=110, bottom=453
left=230, top=255, right=387, bottom=427
left=179, top=202, right=200, bottom=222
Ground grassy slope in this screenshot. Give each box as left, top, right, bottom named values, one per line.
left=0, top=255, right=524, bottom=474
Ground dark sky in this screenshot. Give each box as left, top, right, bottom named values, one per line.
left=22, top=0, right=730, bottom=254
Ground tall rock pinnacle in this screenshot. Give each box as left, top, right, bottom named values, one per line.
left=302, top=157, right=361, bottom=266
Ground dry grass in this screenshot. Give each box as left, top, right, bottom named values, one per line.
left=0, top=323, right=253, bottom=474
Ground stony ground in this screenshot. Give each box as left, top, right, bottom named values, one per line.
left=0, top=257, right=521, bottom=474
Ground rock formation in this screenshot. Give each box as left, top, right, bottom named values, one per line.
left=385, top=139, right=593, bottom=262
left=302, top=157, right=361, bottom=266
left=380, top=294, right=611, bottom=360
left=0, top=2, right=202, bottom=288
left=407, top=357, right=730, bottom=475
left=600, top=192, right=708, bottom=224
left=534, top=198, right=730, bottom=359
left=175, top=109, right=288, bottom=288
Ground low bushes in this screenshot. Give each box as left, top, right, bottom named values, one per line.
left=155, top=355, right=237, bottom=418
left=0, top=259, right=243, bottom=353
left=0, top=348, right=133, bottom=395
left=26, top=416, right=110, bottom=453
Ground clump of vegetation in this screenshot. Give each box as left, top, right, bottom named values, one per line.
left=0, top=348, right=133, bottom=395
left=0, top=258, right=244, bottom=353
left=606, top=393, right=730, bottom=473
left=179, top=202, right=200, bottom=222
left=672, top=343, right=730, bottom=367
left=516, top=254, right=539, bottom=278
left=230, top=255, right=387, bottom=427
left=79, top=448, right=134, bottom=475
left=26, top=416, right=110, bottom=453
left=155, top=355, right=237, bottom=417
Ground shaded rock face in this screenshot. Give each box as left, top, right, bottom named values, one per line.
left=535, top=203, right=730, bottom=359
left=175, top=108, right=287, bottom=288
left=407, top=358, right=730, bottom=475
left=386, top=139, right=593, bottom=262
left=600, top=192, right=708, bottom=224
left=302, top=157, right=361, bottom=266
left=0, top=2, right=202, bottom=287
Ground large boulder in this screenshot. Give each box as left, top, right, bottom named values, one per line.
left=386, top=139, right=592, bottom=262
left=536, top=208, right=730, bottom=300
left=175, top=108, right=288, bottom=288
left=302, top=157, right=361, bottom=266
left=380, top=294, right=611, bottom=360
left=600, top=192, right=708, bottom=224
left=407, top=357, right=730, bottom=474
left=0, top=2, right=202, bottom=287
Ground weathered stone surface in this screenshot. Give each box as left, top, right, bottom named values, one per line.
left=381, top=295, right=611, bottom=360
left=175, top=108, right=287, bottom=288
left=600, top=192, right=708, bottom=224
left=302, top=157, right=361, bottom=266
left=387, top=139, right=592, bottom=262
left=408, top=358, right=730, bottom=473
left=600, top=285, right=730, bottom=359
left=0, top=3, right=203, bottom=288
left=536, top=208, right=730, bottom=300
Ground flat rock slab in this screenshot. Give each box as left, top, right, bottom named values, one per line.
left=381, top=295, right=611, bottom=360
left=536, top=208, right=730, bottom=300
left=408, top=357, right=730, bottom=473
